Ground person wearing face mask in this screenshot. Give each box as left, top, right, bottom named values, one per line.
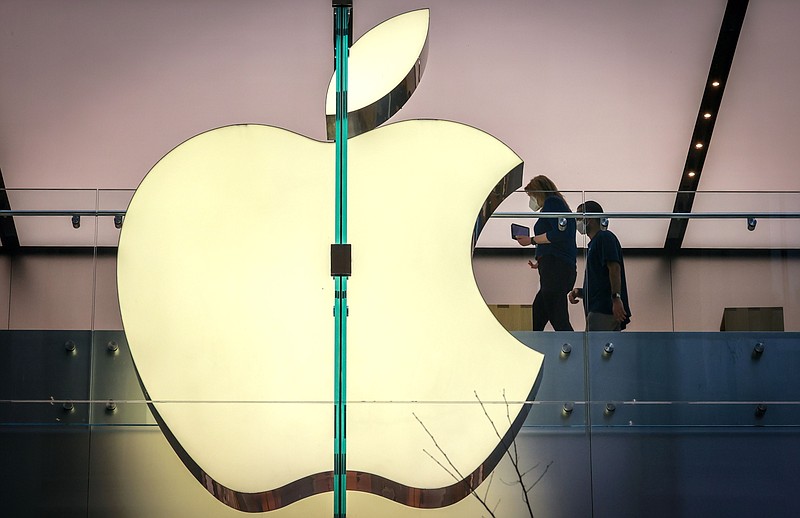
left=514, top=175, right=577, bottom=331
left=568, top=200, right=631, bottom=331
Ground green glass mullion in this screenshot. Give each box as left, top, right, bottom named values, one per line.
left=332, top=5, right=350, bottom=518
left=333, top=277, right=347, bottom=517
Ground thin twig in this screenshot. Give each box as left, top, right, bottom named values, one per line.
left=413, top=412, right=497, bottom=518
left=521, top=462, right=542, bottom=478
left=421, top=448, right=457, bottom=481
left=525, top=461, right=554, bottom=495
left=475, top=391, right=535, bottom=518
left=415, top=393, right=553, bottom=518
left=482, top=470, right=495, bottom=501
left=412, top=412, right=465, bottom=480
left=503, top=391, right=523, bottom=481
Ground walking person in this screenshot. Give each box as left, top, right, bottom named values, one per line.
left=515, top=175, right=577, bottom=331
left=568, top=201, right=631, bottom=331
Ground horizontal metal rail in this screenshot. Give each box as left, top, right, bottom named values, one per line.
left=493, top=211, right=800, bottom=219
left=0, top=210, right=799, bottom=219
left=0, top=210, right=123, bottom=216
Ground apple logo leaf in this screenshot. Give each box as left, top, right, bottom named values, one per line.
left=325, top=9, right=429, bottom=139
left=117, top=8, right=543, bottom=514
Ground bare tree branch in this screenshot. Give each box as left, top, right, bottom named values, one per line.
left=414, top=392, right=553, bottom=518
left=412, top=412, right=465, bottom=480
left=413, top=412, right=497, bottom=518
left=474, top=391, right=535, bottom=518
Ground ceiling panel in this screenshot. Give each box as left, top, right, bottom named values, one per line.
left=683, top=0, right=800, bottom=249
left=699, top=0, right=800, bottom=192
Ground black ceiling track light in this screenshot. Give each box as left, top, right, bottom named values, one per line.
left=664, top=0, right=749, bottom=251
left=0, top=168, right=20, bottom=249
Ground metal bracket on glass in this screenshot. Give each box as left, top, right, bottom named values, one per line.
left=331, top=244, right=352, bottom=277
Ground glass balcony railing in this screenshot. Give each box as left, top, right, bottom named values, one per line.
left=0, top=189, right=798, bottom=517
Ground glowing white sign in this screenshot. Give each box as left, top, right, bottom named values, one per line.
left=117, top=9, right=543, bottom=512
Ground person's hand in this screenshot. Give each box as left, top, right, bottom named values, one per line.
left=612, top=297, right=627, bottom=322
left=527, top=260, right=538, bottom=269
left=568, top=288, right=581, bottom=304
left=515, top=236, right=533, bottom=246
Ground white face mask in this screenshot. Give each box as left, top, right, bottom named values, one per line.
left=528, top=197, right=540, bottom=212
left=577, top=220, right=587, bottom=235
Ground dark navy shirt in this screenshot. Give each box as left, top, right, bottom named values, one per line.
left=582, top=229, right=631, bottom=329
left=533, top=195, right=577, bottom=267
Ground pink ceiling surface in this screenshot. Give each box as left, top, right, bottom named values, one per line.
left=0, top=0, right=797, bottom=248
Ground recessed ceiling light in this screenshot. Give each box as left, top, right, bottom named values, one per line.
left=695, top=142, right=704, bottom=149
left=711, top=81, right=720, bottom=87
left=703, top=112, right=712, bottom=119
left=687, top=171, right=696, bottom=177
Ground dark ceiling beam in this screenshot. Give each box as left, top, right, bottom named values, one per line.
left=0, top=167, right=20, bottom=249
left=664, top=0, right=749, bottom=251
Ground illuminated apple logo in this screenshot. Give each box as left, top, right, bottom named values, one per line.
left=117, top=9, right=543, bottom=513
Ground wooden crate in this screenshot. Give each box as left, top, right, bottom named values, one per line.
left=487, top=304, right=532, bottom=331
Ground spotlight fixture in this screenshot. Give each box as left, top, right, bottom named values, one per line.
left=114, top=214, right=124, bottom=229
left=558, top=217, right=567, bottom=231
left=747, top=217, right=757, bottom=231
left=71, top=214, right=81, bottom=229
left=667, top=0, right=746, bottom=253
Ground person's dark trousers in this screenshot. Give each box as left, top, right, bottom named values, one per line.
left=532, top=255, right=576, bottom=331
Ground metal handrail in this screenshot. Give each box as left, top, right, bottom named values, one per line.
left=0, top=210, right=123, bottom=216
left=0, top=210, right=798, bottom=219
left=493, top=211, right=800, bottom=219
